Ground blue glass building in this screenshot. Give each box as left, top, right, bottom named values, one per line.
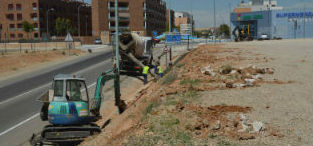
left=230, top=8, right=313, bottom=39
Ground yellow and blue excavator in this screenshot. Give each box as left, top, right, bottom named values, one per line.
left=29, top=68, right=126, bottom=146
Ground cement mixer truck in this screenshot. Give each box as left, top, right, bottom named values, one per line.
left=118, top=33, right=154, bottom=71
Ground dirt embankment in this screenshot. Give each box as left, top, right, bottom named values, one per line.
left=0, top=49, right=85, bottom=79
left=82, top=43, right=298, bottom=146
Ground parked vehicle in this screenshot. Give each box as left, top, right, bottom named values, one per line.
left=93, top=38, right=102, bottom=44
left=258, top=34, right=270, bottom=40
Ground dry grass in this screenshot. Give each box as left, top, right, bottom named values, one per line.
left=0, top=49, right=85, bottom=76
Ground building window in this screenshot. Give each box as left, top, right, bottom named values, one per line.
left=31, top=13, right=38, bottom=21
left=32, top=3, right=37, bottom=10
left=34, top=23, right=38, bottom=28
left=31, top=13, right=37, bottom=18
left=8, top=4, right=14, bottom=11
left=34, top=33, right=38, bottom=38
left=10, top=34, right=15, bottom=38
left=18, top=33, right=23, bottom=38
left=10, top=24, right=15, bottom=28
left=32, top=3, right=37, bottom=8
left=17, top=23, right=23, bottom=28
left=16, top=4, right=22, bottom=11
left=34, top=23, right=38, bottom=31
left=6, top=14, right=14, bottom=21
left=17, top=23, right=23, bottom=31
left=17, top=14, right=22, bottom=20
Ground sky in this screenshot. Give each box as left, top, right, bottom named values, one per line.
left=85, top=0, right=313, bottom=28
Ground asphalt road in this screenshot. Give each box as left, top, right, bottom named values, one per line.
left=0, top=50, right=114, bottom=146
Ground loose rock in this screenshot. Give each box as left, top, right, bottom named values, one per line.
left=201, top=65, right=216, bottom=76
left=252, top=121, right=265, bottom=132
left=211, top=120, right=221, bottom=130
left=230, top=70, right=237, bottom=74
left=244, top=79, right=256, bottom=86
left=252, top=74, right=263, bottom=80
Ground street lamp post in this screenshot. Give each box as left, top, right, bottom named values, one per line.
left=115, top=0, right=119, bottom=72
left=168, top=0, right=173, bottom=66
left=78, top=5, right=83, bottom=37
left=303, top=1, right=306, bottom=39
left=213, top=0, right=216, bottom=44
left=85, top=15, right=88, bottom=36
left=114, top=0, right=124, bottom=114
left=168, top=0, right=171, bottom=33
left=190, top=0, right=193, bottom=50
left=46, top=8, right=54, bottom=39
left=229, top=3, right=231, bottom=39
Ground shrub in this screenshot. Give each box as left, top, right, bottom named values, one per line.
left=180, top=78, right=200, bottom=86
left=220, top=64, right=232, bottom=74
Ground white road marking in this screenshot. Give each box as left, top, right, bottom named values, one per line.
left=0, top=113, right=40, bottom=136
left=0, top=59, right=109, bottom=106
left=0, top=83, right=51, bottom=106
left=0, top=82, right=97, bottom=137
left=87, top=82, right=97, bottom=88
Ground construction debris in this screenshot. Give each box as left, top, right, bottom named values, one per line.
left=230, top=70, right=238, bottom=74
left=211, top=120, right=221, bottom=130
left=252, top=121, right=265, bottom=132
left=238, top=114, right=250, bottom=132
left=244, top=78, right=256, bottom=86
left=252, top=74, right=263, bottom=80
left=200, top=65, right=216, bottom=76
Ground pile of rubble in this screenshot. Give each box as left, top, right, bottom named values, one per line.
left=201, top=65, right=275, bottom=88
left=173, top=103, right=267, bottom=141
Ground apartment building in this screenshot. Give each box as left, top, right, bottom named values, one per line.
left=166, top=9, right=175, bottom=31
left=0, top=0, right=91, bottom=41
left=92, top=0, right=166, bottom=41
left=174, top=11, right=194, bottom=35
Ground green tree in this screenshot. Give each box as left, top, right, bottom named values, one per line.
left=55, top=17, right=72, bottom=36
left=22, top=21, right=34, bottom=40
left=218, top=24, right=230, bottom=38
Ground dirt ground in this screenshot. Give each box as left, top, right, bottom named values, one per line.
left=82, top=39, right=313, bottom=146
left=0, top=49, right=85, bottom=80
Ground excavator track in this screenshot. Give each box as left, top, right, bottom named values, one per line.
left=30, top=124, right=101, bottom=146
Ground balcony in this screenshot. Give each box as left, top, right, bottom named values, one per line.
left=34, top=28, right=38, bottom=31
left=9, top=28, right=15, bottom=32
left=18, top=28, right=23, bottom=31
left=109, top=17, right=130, bottom=21
left=32, top=17, right=38, bottom=22
left=109, top=7, right=129, bottom=11
left=33, top=7, right=37, bottom=11
left=109, top=26, right=129, bottom=30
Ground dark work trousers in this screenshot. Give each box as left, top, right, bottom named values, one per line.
left=143, top=74, right=148, bottom=85
left=154, top=66, right=158, bottom=74
left=159, top=73, right=163, bottom=78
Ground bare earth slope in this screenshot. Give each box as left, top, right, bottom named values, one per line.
left=82, top=39, right=313, bottom=146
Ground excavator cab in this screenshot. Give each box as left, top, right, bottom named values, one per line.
left=53, top=77, right=88, bottom=102
left=48, top=74, right=93, bottom=125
